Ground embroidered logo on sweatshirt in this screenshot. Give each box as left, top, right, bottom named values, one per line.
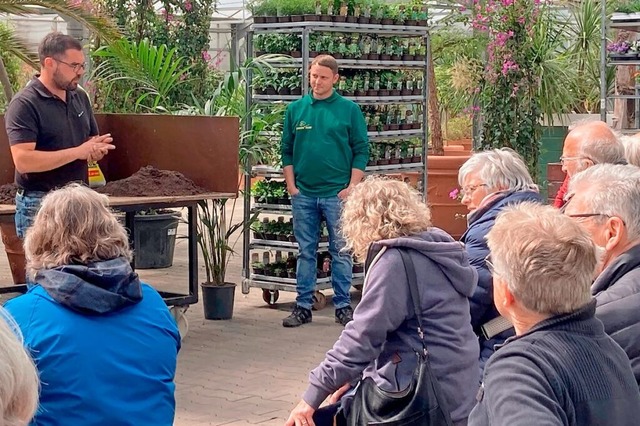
left=296, top=121, right=312, bottom=131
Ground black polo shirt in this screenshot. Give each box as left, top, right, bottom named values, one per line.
left=5, top=77, right=98, bottom=192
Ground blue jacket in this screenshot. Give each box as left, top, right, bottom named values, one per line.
left=304, top=229, right=480, bottom=423
left=592, top=243, right=640, bottom=387
left=461, top=190, right=542, bottom=374
left=469, top=301, right=640, bottom=425
left=4, top=258, right=181, bottom=426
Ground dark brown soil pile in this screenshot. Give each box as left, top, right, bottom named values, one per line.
left=0, top=183, right=18, bottom=205
left=97, top=166, right=209, bottom=197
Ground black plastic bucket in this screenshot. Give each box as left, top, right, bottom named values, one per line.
left=134, top=213, right=180, bottom=269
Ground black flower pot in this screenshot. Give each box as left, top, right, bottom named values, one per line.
left=201, top=283, right=236, bottom=320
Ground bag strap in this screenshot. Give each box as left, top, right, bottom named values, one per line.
left=397, top=249, right=428, bottom=354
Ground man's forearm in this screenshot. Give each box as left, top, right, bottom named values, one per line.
left=349, top=168, right=365, bottom=187
left=283, top=165, right=296, bottom=193
left=11, top=145, right=81, bottom=174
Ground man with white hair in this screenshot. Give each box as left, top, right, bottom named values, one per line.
left=469, top=203, right=640, bottom=425
left=553, top=120, right=626, bottom=208
left=564, top=163, right=640, bottom=386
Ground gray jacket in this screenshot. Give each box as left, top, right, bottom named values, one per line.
left=469, top=302, right=640, bottom=425
left=303, top=228, right=480, bottom=423
left=592, top=243, right=640, bottom=386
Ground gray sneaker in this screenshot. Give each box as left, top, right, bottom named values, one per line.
left=282, top=306, right=312, bottom=327
left=335, top=306, right=354, bottom=326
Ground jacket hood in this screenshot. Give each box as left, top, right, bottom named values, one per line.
left=36, top=257, right=143, bottom=315
left=369, top=228, right=477, bottom=297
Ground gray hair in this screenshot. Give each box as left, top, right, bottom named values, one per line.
left=621, top=136, right=640, bottom=167
left=24, top=183, right=132, bottom=280
left=568, top=164, right=640, bottom=240
left=487, top=202, right=595, bottom=315
left=0, top=308, right=39, bottom=425
left=458, top=148, right=538, bottom=192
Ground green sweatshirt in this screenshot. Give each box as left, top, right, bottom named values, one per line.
left=281, top=90, right=369, bottom=197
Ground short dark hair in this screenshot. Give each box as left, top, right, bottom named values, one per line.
left=38, top=32, right=83, bottom=65
left=310, top=55, right=339, bottom=75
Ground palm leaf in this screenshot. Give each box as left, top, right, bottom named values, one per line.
left=0, top=0, right=120, bottom=41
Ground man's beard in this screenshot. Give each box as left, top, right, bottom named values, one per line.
left=53, top=70, right=78, bottom=91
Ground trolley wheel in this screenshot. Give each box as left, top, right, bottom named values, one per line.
left=312, top=291, right=327, bottom=311
left=262, top=289, right=280, bottom=306
left=169, top=306, right=189, bottom=341
left=353, top=284, right=363, bottom=291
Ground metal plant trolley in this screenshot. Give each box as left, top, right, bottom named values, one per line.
left=241, top=20, right=429, bottom=308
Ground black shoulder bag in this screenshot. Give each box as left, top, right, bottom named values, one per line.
left=347, top=249, right=453, bottom=426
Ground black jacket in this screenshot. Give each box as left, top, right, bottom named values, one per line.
left=592, top=243, right=640, bottom=387
left=468, top=301, right=640, bottom=426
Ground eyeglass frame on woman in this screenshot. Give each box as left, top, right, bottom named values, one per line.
left=53, top=58, right=87, bottom=73
left=461, top=183, right=488, bottom=196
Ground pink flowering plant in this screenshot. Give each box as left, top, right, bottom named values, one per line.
left=459, top=0, right=543, bottom=182
left=449, top=187, right=463, bottom=201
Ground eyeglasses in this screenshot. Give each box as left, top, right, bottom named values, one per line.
left=565, top=213, right=610, bottom=220
left=485, top=254, right=497, bottom=276
left=461, top=183, right=488, bottom=196
left=559, top=156, right=592, bottom=165
left=53, top=58, right=86, bottom=73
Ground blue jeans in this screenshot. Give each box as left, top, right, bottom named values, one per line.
left=15, top=190, right=46, bottom=239
left=15, top=190, right=46, bottom=287
left=291, top=193, right=353, bottom=310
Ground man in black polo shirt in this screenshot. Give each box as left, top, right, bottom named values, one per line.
left=5, top=32, right=115, bottom=239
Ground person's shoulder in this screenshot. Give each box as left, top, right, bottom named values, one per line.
left=5, top=86, right=38, bottom=114
left=288, top=95, right=311, bottom=108
left=4, top=287, right=51, bottom=321
left=139, top=283, right=167, bottom=303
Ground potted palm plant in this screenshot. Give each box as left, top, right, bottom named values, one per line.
left=196, top=198, right=240, bottom=320
left=189, top=55, right=284, bottom=320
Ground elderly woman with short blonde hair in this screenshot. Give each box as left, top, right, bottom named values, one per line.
left=468, top=202, right=640, bottom=425
left=457, top=148, right=543, bottom=377
left=286, top=176, right=479, bottom=426
left=5, top=183, right=180, bottom=426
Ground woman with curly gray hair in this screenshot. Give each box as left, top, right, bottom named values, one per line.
left=286, top=176, right=479, bottom=426
left=4, top=183, right=180, bottom=426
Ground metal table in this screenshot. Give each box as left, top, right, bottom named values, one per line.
left=0, top=192, right=235, bottom=308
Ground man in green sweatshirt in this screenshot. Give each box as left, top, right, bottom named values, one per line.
left=281, top=55, right=369, bottom=328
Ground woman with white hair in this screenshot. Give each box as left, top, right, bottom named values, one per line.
left=286, top=176, right=479, bottom=426
left=0, top=307, right=38, bottom=426
left=4, top=183, right=180, bottom=426
left=469, top=202, right=640, bottom=425
left=457, top=148, right=542, bottom=377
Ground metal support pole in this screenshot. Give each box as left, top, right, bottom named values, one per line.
left=241, top=29, right=254, bottom=291
left=422, top=33, right=429, bottom=200
left=302, top=28, right=309, bottom=95
left=600, top=0, right=608, bottom=123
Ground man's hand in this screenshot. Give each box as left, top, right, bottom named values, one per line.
left=76, top=134, right=115, bottom=161
left=287, top=185, right=300, bottom=197
left=284, top=400, right=315, bottom=426
left=337, top=185, right=354, bottom=200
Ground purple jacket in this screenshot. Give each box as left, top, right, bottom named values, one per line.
left=303, top=228, right=480, bottom=422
